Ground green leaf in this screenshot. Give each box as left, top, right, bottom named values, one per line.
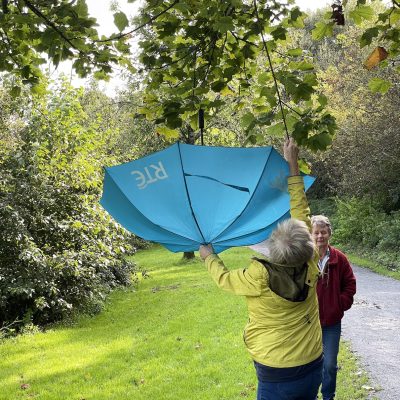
left=114, top=12, right=129, bottom=32
left=257, top=72, right=270, bottom=85
left=360, top=27, right=380, bottom=48
left=312, top=22, right=334, bottom=41
left=289, top=61, right=314, bottom=71
left=390, top=9, right=400, bottom=25
left=156, top=126, right=180, bottom=139
left=349, top=5, right=374, bottom=25
left=294, top=83, right=314, bottom=101
left=241, top=112, right=255, bottom=129
left=214, top=16, right=234, bottom=33
left=174, top=3, right=190, bottom=14
left=259, top=86, right=277, bottom=107
left=287, top=48, right=303, bottom=57
left=289, top=8, right=305, bottom=28
left=10, top=86, right=21, bottom=97
left=266, top=122, right=285, bottom=137
left=293, top=119, right=313, bottom=142
left=317, top=94, right=328, bottom=108
left=368, top=78, right=392, bottom=94
left=298, top=159, right=311, bottom=174
left=308, top=132, right=333, bottom=151
left=303, top=73, right=318, bottom=87
left=211, top=81, right=226, bottom=92
left=271, top=26, right=287, bottom=41
left=75, top=0, right=89, bottom=17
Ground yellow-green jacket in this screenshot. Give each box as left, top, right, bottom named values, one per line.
left=205, top=175, right=322, bottom=368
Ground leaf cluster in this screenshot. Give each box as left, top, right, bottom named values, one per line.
left=136, top=0, right=336, bottom=151
left=0, top=0, right=135, bottom=91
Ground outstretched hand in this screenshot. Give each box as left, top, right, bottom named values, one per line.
left=199, top=244, right=214, bottom=260
left=283, top=138, right=300, bottom=176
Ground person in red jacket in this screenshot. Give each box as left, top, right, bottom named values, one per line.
left=311, top=215, right=356, bottom=400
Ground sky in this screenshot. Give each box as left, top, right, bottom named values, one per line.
left=58, top=0, right=331, bottom=94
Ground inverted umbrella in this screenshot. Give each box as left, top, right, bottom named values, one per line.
left=100, top=143, right=314, bottom=253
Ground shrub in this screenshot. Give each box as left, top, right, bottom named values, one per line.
left=309, top=197, right=337, bottom=220
left=376, top=211, right=400, bottom=252
left=333, top=197, right=387, bottom=249
left=0, top=83, right=139, bottom=335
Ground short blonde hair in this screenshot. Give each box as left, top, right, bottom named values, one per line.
left=311, top=215, right=332, bottom=235
left=267, top=219, right=315, bottom=266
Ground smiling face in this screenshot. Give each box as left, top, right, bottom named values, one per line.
left=312, top=223, right=331, bottom=249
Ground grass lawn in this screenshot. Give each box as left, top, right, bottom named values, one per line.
left=345, top=253, right=400, bottom=281
left=0, top=245, right=372, bottom=399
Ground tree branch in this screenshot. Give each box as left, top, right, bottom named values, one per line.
left=231, top=31, right=258, bottom=47
left=253, top=0, right=290, bottom=139
left=22, top=0, right=81, bottom=53
left=2, top=0, right=8, bottom=14
left=281, top=101, right=303, bottom=117
left=94, top=0, right=180, bottom=43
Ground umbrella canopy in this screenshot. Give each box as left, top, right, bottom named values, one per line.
left=100, top=143, right=314, bottom=253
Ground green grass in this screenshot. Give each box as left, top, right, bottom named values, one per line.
left=0, top=245, right=372, bottom=399
left=345, top=252, right=400, bottom=281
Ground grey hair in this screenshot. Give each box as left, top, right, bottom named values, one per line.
left=311, top=215, right=332, bottom=235
left=266, top=219, right=315, bottom=266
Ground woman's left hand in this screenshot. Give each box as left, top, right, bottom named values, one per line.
left=199, top=244, right=214, bottom=260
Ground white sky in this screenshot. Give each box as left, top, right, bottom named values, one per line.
left=56, top=0, right=330, bottom=94
left=84, top=0, right=330, bottom=35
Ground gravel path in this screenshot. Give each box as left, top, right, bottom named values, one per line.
left=249, top=243, right=400, bottom=399
left=341, top=265, right=400, bottom=399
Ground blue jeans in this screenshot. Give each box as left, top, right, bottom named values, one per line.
left=255, top=364, right=323, bottom=400
left=321, top=322, right=341, bottom=400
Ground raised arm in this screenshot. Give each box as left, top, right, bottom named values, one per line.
left=283, top=138, right=300, bottom=176
left=284, top=138, right=311, bottom=231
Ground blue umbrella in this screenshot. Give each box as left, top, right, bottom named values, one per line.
left=100, top=143, right=314, bottom=253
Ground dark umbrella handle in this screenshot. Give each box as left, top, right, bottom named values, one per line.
left=199, top=109, right=204, bottom=145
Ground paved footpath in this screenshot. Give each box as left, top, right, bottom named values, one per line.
left=341, top=265, right=400, bottom=400
left=249, top=243, right=400, bottom=399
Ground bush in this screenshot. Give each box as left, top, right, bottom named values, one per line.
left=0, top=83, right=139, bottom=335
left=309, top=197, right=337, bottom=220
left=312, top=196, right=400, bottom=272
left=129, top=235, right=151, bottom=251
left=333, top=197, right=387, bottom=249
left=376, top=210, right=400, bottom=252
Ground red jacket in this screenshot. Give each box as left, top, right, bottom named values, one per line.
left=316, top=246, right=356, bottom=327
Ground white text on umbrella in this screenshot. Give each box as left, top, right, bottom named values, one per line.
left=131, top=162, right=168, bottom=189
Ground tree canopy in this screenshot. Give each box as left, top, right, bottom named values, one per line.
left=134, top=0, right=337, bottom=152
left=1, top=1, right=398, bottom=152
left=0, top=0, right=135, bottom=94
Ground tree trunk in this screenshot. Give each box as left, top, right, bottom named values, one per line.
left=182, top=251, right=195, bottom=260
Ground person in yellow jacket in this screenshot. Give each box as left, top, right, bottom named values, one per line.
left=199, top=138, right=323, bottom=400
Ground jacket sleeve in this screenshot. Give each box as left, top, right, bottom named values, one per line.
left=204, top=254, right=265, bottom=296
left=288, top=175, right=312, bottom=231
left=339, top=255, right=357, bottom=311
